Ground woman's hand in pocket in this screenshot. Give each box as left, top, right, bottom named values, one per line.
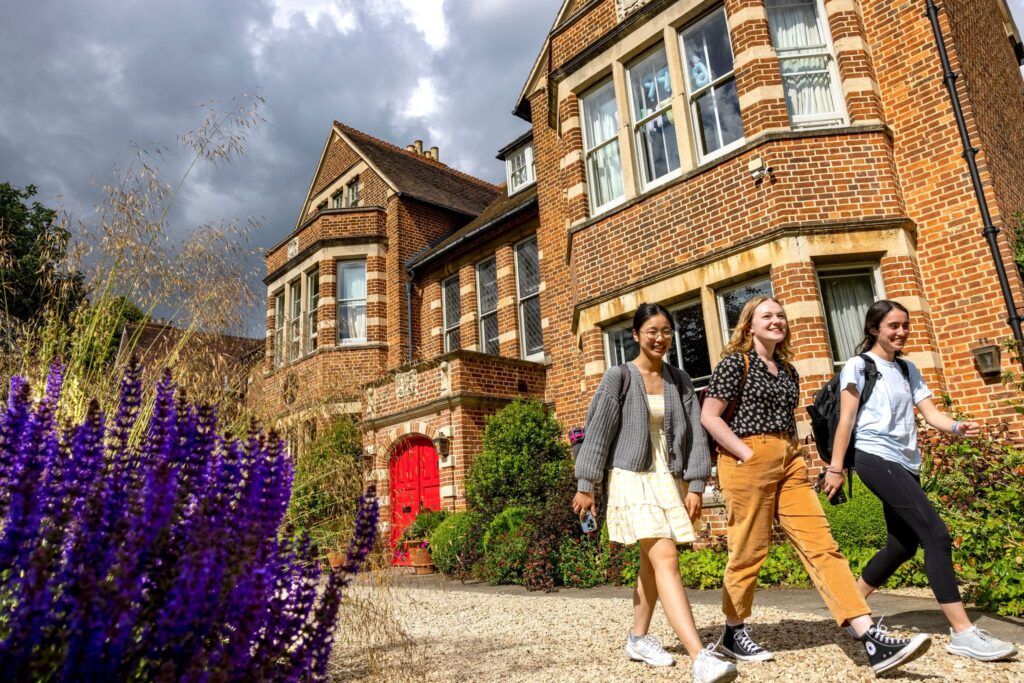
left=685, top=491, right=702, bottom=522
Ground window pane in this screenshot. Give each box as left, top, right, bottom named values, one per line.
left=516, top=238, right=540, bottom=297
left=766, top=0, right=824, bottom=51
left=780, top=57, right=837, bottom=118
left=443, top=277, right=461, bottom=330
left=339, top=262, right=366, bottom=300
left=671, top=304, right=712, bottom=386
left=721, top=278, right=774, bottom=335
left=481, top=314, right=499, bottom=355
left=521, top=296, right=544, bottom=357
left=446, top=328, right=461, bottom=352
left=716, top=78, right=744, bottom=147
left=683, top=9, right=733, bottom=91
left=587, top=140, right=624, bottom=208
left=820, top=271, right=875, bottom=365
left=629, top=48, right=672, bottom=120
left=477, top=259, right=498, bottom=313
left=509, top=150, right=528, bottom=188
left=338, top=302, right=366, bottom=341
left=583, top=81, right=619, bottom=147
left=608, top=328, right=639, bottom=366
left=637, top=112, right=681, bottom=181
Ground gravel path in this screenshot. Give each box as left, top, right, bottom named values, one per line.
left=335, top=581, right=1023, bottom=682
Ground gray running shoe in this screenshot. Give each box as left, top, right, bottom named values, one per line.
left=692, top=645, right=739, bottom=683
left=947, top=626, right=1018, bottom=661
left=624, top=633, right=675, bottom=667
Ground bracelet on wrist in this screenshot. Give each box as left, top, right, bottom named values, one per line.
left=950, top=421, right=961, bottom=436
left=826, top=467, right=845, bottom=476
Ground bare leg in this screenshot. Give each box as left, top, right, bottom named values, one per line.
left=632, top=541, right=658, bottom=636
left=848, top=614, right=873, bottom=636
left=857, top=577, right=876, bottom=599
left=642, top=538, right=704, bottom=659
left=940, top=602, right=974, bottom=633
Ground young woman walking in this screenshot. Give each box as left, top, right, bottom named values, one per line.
left=827, top=299, right=1018, bottom=661
left=701, top=296, right=931, bottom=675
left=573, top=303, right=738, bottom=683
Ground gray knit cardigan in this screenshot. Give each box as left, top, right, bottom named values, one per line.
left=574, top=362, right=710, bottom=494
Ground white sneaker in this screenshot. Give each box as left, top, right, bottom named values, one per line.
left=692, top=645, right=739, bottom=683
left=947, top=625, right=1018, bottom=661
left=624, top=633, right=675, bottom=667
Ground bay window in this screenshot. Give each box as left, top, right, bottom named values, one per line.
left=442, top=275, right=461, bottom=353
left=765, top=0, right=846, bottom=128
left=337, top=260, right=367, bottom=343
left=581, top=80, right=625, bottom=213
left=288, top=280, right=301, bottom=362
left=717, top=277, right=773, bottom=340
left=476, top=257, right=499, bottom=355
left=818, top=267, right=879, bottom=368
left=680, top=7, right=744, bottom=159
left=627, top=46, right=680, bottom=186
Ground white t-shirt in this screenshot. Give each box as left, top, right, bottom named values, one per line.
left=838, top=352, right=932, bottom=472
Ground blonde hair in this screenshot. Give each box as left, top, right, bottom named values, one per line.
left=722, top=295, right=793, bottom=362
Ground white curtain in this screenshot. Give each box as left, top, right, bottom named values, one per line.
left=766, top=0, right=837, bottom=119
left=822, top=274, right=874, bottom=363
left=584, top=81, right=624, bottom=206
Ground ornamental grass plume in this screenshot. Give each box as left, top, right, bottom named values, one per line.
left=0, top=361, right=378, bottom=681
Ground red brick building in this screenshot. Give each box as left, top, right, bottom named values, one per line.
left=249, top=0, right=1024, bottom=547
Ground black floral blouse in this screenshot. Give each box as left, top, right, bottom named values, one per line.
left=706, top=350, right=800, bottom=438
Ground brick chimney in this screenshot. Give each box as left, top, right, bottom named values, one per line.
left=429, top=146, right=439, bottom=161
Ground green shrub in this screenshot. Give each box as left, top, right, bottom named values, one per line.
left=522, top=459, right=579, bottom=592
left=430, top=511, right=485, bottom=578
left=483, top=506, right=533, bottom=555
left=400, top=509, right=449, bottom=544
left=600, top=523, right=640, bottom=586
left=558, top=535, right=607, bottom=588
left=678, top=548, right=729, bottom=589
left=757, top=544, right=810, bottom=588
left=465, top=400, right=570, bottom=516
left=483, top=523, right=535, bottom=585
left=820, top=475, right=887, bottom=549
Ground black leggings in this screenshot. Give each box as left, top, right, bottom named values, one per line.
left=853, top=451, right=961, bottom=604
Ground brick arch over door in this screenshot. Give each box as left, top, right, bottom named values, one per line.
left=387, top=433, right=441, bottom=564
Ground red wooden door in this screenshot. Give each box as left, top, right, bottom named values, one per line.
left=389, top=436, right=441, bottom=564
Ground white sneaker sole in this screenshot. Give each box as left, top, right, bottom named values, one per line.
left=946, top=642, right=1018, bottom=662
left=624, top=642, right=675, bottom=667
left=693, top=666, right=740, bottom=683
left=718, top=643, right=775, bottom=662
left=872, top=634, right=931, bottom=674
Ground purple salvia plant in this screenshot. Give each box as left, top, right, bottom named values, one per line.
left=0, top=362, right=377, bottom=681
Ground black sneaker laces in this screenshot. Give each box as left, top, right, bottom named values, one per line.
left=869, top=619, right=906, bottom=646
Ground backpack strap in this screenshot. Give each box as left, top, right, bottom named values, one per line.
left=895, top=357, right=910, bottom=382
left=857, top=354, right=881, bottom=407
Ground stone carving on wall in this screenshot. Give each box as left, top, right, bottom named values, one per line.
left=615, top=0, right=653, bottom=20
left=364, top=386, right=376, bottom=418
left=395, top=369, right=418, bottom=399
left=439, top=361, right=452, bottom=397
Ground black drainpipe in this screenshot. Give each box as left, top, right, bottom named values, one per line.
left=925, top=0, right=1024, bottom=359
left=406, top=277, right=415, bottom=364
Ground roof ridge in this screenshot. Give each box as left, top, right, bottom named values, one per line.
left=334, top=120, right=500, bottom=192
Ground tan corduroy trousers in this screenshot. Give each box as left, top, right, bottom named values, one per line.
left=718, top=433, right=870, bottom=626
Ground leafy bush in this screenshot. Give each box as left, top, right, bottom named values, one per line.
left=522, top=457, right=578, bottom=592
left=756, top=544, right=810, bottom=588
left=483, top=506, right=532, bottom=554
left=558, top=535, right=607, bottom=588
left=286, top=416, right=365, bottom=560
left=465, top=400, right=570, bottom=516
left=483, top=523, right=535, bottom=585
left=430, top=511, right=484, bottom=578
left=609, top=543, right=641, bottom=586
left=820, top=475, right=887, bottom=549
left=400, top=509, right=449, bottom=544
left=0, top=363, right=376, bottom=680
left=679, top=548, right=730, bottom=589
left=921, top=430, right=1024, bottom=616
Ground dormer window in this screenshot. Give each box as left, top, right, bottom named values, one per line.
left=346, top=177, right=360, bottom=207
left=330, top=191, right=344, bottom=209
left=506, top=143, right=535, bottom=194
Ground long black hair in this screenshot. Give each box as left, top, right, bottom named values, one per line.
left=856, top=299, right=910, bottom=354
left=632, top=302, right=675, bottom=333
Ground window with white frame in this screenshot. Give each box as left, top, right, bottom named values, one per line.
left=476, top=257, right=499, bottom=355
left=273, top=291, right=285, bottom=368
left=305, top=269, right=319, bottom=354
left=680, top=7, right=745, bottom=159
left=288, top=280, right=302, bottom=362
left=442, top=275, right=461, bottom=353
left=515, top=237, right=543, bottom=360
left=337, top=260, right=367, bottom=343
left=765, top=0, right=846, bottom=128
left=605, top=324, right=640, bottom=367
left=668, top=301, right=713, bottom=388
left=346, top=177, right=360, bottom=207
left=627, top=46, right=681, bottom=186
left=717, top=277, right=773, bottom=341
left=330, top=190, right=344, bottom=209
left=818, top=266, right=879, bottom=368
left=506, top=143, right=536, bottom=194
left=581, top=79, right=625, bottom=213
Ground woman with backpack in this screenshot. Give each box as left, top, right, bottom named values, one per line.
left=572, top=303, right=738, bottom=683
left=701, top=295, right=932, bottom=675
left=826, top=299, right=1018, bottom=662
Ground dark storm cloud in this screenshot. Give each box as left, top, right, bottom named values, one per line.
left=0, top=0, right=555, bottom=333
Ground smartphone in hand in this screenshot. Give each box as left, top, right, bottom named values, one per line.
left=817, top=471, right=848, bottom=505
left=580, top=510, right=597, bottom=533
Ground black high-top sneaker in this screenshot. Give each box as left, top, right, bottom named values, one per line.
left=860, top=618, right=932, bottom=674
left=718, top=623, right=775, bottom=662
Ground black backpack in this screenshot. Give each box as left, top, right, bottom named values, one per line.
left=807, top=353, right=909, bottom=495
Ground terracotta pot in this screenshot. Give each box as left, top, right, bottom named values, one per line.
left=404, top=540, right=435, bottom=574
left=327, top=550, right=344, bottom=571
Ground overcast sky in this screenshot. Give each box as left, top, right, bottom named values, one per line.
left=1, top=1, right=1022, bottom=335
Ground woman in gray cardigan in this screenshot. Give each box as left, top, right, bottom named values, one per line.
left=572, top=303, right=736, bottom=683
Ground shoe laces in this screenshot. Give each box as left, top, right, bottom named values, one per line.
left=972, top=627, right=996, bottom=642
left=702, top=643, right=727, bottom=660
left=734, top=626, right=763, bottom=652
left=869, top=619, right=905, bottom=646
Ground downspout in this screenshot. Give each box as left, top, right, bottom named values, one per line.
left=406, top=276, right=415, bottom=364
left=925, top=0, right=1024, bottom=359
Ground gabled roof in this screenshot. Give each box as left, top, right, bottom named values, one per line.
left=333, top=121, right=500, bottom=217
left=406, top=183, right=538, bottom=274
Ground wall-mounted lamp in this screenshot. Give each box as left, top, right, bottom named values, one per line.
left=433, top=425, right=452, bottom=458
left=748, top=155, right=774, bottom=182
left=970, top=338, right=1002, bottom=376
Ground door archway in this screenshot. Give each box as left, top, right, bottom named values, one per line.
left=389, top=435, right=441, bottom=564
